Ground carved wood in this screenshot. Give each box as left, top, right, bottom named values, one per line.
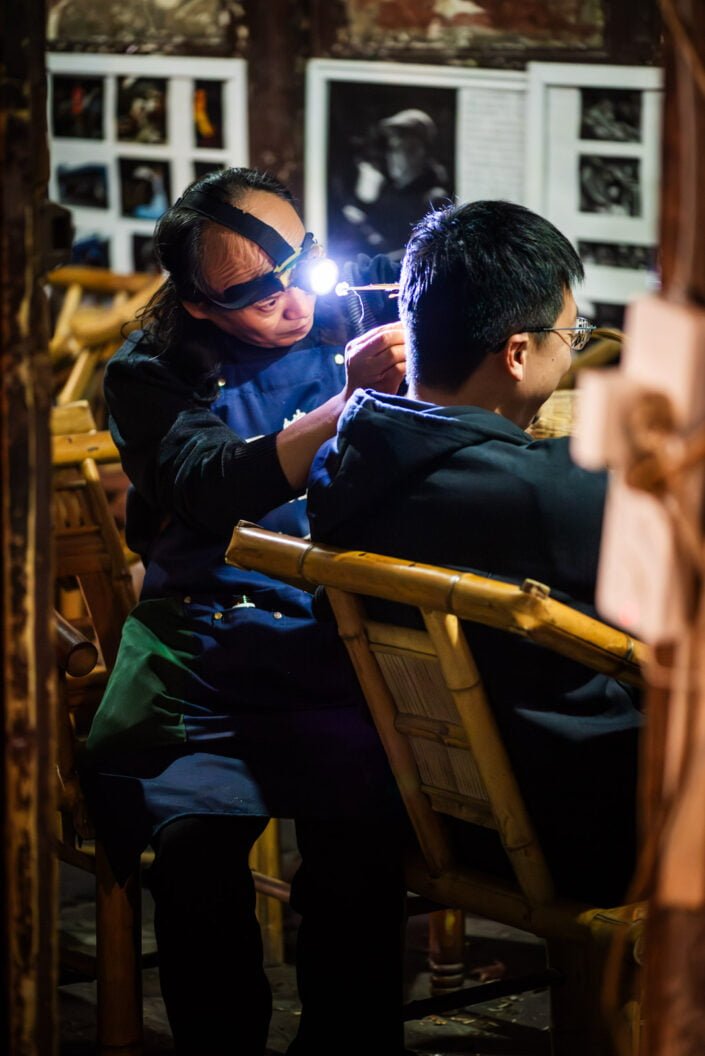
left=643, top=3, right=705, bottom=1054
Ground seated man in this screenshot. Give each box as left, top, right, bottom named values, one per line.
left=308, top=199, right=642, bottom=906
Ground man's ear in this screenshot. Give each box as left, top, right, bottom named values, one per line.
left=183, top=300, right=211, bottom=321
left=502, top=332, right=529, bottom=382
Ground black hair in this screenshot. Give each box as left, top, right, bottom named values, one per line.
left=399, top=199, right=584, bottom=392
left=136, top=167, right=294, bottom=354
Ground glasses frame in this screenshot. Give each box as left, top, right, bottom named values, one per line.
left=524, top=316, right=596, bottom=352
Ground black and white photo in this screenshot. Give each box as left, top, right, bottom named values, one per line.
left=580, top=88, right=642, bottom=142
left=579, top=155, right=641, bottom=217
left=325, top=80, right=456, bottom=261
left=577, top=240, right=655, bottom=270
left=526, top=64, right=662, bottom=313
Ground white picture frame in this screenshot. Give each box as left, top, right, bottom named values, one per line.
left=48, top=52, right=249, bottom=273
left=305, top=58, right=527, bottom=261
left=526, top=61, right=663, bottom=322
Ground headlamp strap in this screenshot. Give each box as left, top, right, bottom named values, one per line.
left=178, top=188, right=296, bottom=268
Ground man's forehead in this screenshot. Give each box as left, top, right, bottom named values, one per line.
left=239, top=190, right=305, bottom=251
left=204, top=226, right=273, bottom=285
left=202, top=193, right=305, bottom=284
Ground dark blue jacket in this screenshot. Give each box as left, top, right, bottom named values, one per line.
left=308, top=390, right=642, bottom=904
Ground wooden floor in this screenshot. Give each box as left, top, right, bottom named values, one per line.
left=59, top=862, right=551, bottom=1055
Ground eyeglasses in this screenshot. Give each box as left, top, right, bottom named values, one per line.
left=524, top=316, right=595, bottom=352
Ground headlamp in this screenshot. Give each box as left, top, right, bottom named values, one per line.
left=176, top=187, right=339, bottom=309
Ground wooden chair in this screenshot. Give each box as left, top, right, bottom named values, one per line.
left=558, top=326, right=624, bottom=391
left=52, top=439, right=148, bottom=1055
left=52, top=421, right=288, bottom=1052
left=226, top=522, right=648, bottom=1056
left=48, top=267, right=163, bottom=410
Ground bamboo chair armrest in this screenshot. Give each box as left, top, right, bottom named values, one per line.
left=226, top=522, right=647, bottom=686
left=47, top=266, right=157, bottom=295
left=68, top=274, right=164, bottom=346
left=52, top=430, right=120, bottom=466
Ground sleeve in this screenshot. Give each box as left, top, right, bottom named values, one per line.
left=104, top=341, right=299, bottom=537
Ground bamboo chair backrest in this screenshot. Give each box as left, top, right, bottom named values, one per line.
left=52, top=405, right=133, bottom=668
left=48, top=267, right=163, bottom=406
left=53, top=456, right=137, bottom=669
left=226, top=522, right=646, bottom=911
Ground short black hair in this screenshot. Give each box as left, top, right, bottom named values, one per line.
left=399, top=200, right=584, bottom=392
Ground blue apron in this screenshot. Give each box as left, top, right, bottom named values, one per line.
left=84, top=338, right=400, bottom=880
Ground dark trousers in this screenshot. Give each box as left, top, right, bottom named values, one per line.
left=149, top=813, right=407, bottom=1056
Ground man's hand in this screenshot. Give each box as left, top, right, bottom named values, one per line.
left=344, top=322, right=406, bottom=398
left=275, top=322, right=405, bottom=490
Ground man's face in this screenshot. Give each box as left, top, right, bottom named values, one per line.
left=385, top=132, right=427, bottom=187
left=186, top=190, right=316, bottom=349
left=523, top=288, right=577, bottom=405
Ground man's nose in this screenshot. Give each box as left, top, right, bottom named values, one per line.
left=282, top=285, right=313, bottom=318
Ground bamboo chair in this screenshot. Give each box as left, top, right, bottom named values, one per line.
left=53, top=415, right=287, bottom=1052
left=558, top=327, right=624, bottom=391
left=48, top=267, right=163, bottom=409
left=53, top=438, right=148, bottom=1055
left=226, top=522, right=648, bottom=1056
left=529, top=329, right=624, bottom=441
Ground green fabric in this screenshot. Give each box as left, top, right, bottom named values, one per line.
left=86, top=599, right=189, bottom=761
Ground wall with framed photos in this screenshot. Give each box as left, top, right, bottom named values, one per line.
left=526, top=62, right=663, bottom=329
left=48, top=53, right=248, bottom=273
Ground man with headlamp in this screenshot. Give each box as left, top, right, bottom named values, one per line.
left=83, top=167, right=408, bottom=1056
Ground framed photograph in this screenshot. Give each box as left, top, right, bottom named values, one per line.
left=578, top=155, right=641, bottom=217
left=57, top=162, right=109, bottom=209
left=580, top=88, right=642, bottom=142
left=116, top=76, right=168, bottom=144
left=306, top=59, right=527, bottom=261
left=525, top=62, right=663, bottom=321
left=48, top=53, right=248, bottom=272
left=118, top=158, right=171, bottom=219
left=194, top=81, right=224, bottom=150
left=51, top=74, right=104, bottom=139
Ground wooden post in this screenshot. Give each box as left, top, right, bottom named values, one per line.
left=641, top=2, right=705, bottom=1054
left=95, top=845, right=143, bottom=1055
left=1, top=0, right=57, bottom=1053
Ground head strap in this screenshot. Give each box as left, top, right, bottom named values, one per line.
left=177, top=187, right=296, bottom=267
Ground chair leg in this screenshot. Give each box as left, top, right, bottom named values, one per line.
left=546, top=937, right=606, bottom=1056
left=428, top=908, right=465, bottom=994
left=95, top=842, right=143, bottom=1055
left=250, top=818, right=285, bottom=964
